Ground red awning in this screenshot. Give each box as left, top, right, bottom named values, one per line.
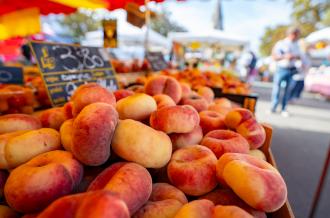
left=106, top=0, right=164, bottom=10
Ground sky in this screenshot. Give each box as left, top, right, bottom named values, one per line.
left=158, top=0, right=293, bottom=53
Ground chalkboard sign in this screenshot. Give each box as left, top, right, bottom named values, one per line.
left=146, top=51, right=168, bottom=71
left=29, top=41, right=119, bottom=107
left=0, top=67, right=24, bottom=84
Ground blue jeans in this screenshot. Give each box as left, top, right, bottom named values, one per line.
left=271, top=67, right=295, bottom=111
left=289, top=79, right=304, bottom=100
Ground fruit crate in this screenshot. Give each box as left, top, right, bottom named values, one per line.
left=261, top=123, right=295, bottom=218
left=212, top=87, right=258, bottom=113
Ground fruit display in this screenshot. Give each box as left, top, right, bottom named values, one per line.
left=111, top=59, right=151, bottom=74
left=0, top=75, right=289, bottom=218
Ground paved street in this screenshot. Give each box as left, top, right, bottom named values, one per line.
left=252, top=82, right=330, bottom=218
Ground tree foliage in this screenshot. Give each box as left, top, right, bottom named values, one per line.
left=259, top=0, right=330, bottom=56
left=150, top=9, right=187, bottom=37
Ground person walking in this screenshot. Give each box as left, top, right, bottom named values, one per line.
left=270, top=27, right=302, bottom=116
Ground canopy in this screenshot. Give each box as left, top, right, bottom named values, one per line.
left=306, top=27, right=330, bottom=43
left=168, top=30, right=249, bottom=48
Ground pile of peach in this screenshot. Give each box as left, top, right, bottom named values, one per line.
left=162, top=69, right=250, bottom=95
left=0, top=75, right=287, bottom=218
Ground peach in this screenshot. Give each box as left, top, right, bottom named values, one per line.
left=70, top=83, right=116, bottom=117
left=33, top=107, right=66, bottom=130
left=116, top=93, right=157, bottom=121
left=112, top=119, right=172, bottom=168
left=114, top=89, right=134, bottom=101
left=70, top=103, right=118, bottom=166
left=208, top=104, right=231, bottom=117
left=180, top=83, right=191, bottom=97
left=224, top=108, right=253, bottom=130
left=216, top=153, right=287, bottom=212
left=170, top=125, right=203, bottom=150
left=88, top=162, right=152, bottom=214
left=63, top=102, right=74, bottom=119
left=199, top=111, right=226, bottom=135
left=201, top=130, right=249, bottom=158
left=150, top=105, right=200, bottom=134
left=180, top=94, right=208, bottom=112
left=0, top=114, right=41, bottom=134
left=0, top=170, right=8, bottom=199
left=174, top=199, right=214, bottom=218
left=214, top=98, right=232, bottom=108
left=0, top=128, right=61, bottom=169
left=199, top=188, right=266, bottom=218
left=213, top=205, right=253, bottom=218
left=249, top=149, right=267, bottom=161
left=37, top=190, right=129, bottom=218
left=196, top=86, right=214, bottom=103
left=0, top=205, right=19, bottom=218
left=145, top=75, right=182, bottom=103
left=4, top=150, right=83, bottom=213
left=153, top=94, right=176, bottom=109
left=150, top=183, right=188, bottom=204
left=167, top=145, right=217, bottom=196
left=236, top=118, right=266, bottom=149
left=59, top=119, right=73, bottom=152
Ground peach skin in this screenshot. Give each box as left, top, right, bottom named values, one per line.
left=145, top=75, right=182, bottom=103
left=199, top=110, right=226, bottom=135
left=170, top=125, right=203, bottom=150
left=150, top=183, right=188, bottom=204
left=153, top=94, right=176, bottom=109
left=114, top=89, right=134, bottom=101
left=216, top=153, right=287, bottom=212
left=167, top=145, right=217, bottom=196
left=150, top=105, right=200, bottom=134
left=88, top=162, right=152, bottom=214
left=180, top=94, right=208, bottom=112
left=180, top=83, right=191, bottom=97
left=249, top=149, right=267, bottom=161
left=0, top=205, right=19, bottom=218
left=0, top=114, right=41, bottom=134
left=173, top=199, right=214, bottom=218
left=236, top=118, right=266, bottom=149
left=70, top=83, right=116, bottom=117
left=112, top=119, right=172, bottom=168
left=4, top=150, right=83, bottom=213
left=208, top=104, right=231, bottom=117
left=116, top=93, right=157, bottom=121
left=214, top=98, right=232, bottom=108
left=213, top=205, right=253, bottom=218
left=196, top=86, right=215, bottom=103
left=224, top=108, right=253, bottom=130
left=33, top=107, right=66, bottom=130
left=201, top=130, right=249, bottom=158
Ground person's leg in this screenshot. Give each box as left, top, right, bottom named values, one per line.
left=271, top=68, right=285, bottom=112
left=282, top=70, right=293, bottom=111
left=288, top=79, right=298, bottom=101
left=295, top=80, right=304, bottom=98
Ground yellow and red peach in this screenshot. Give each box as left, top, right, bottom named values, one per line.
left=180, top=94, right=208, bottom=112
left=4, top=150, right=83, bottom=213
left=88, top=162, right=152, bottom=214
left=216, top=153, right=287, bottom=212
left=59, top=119, right=73, bottom=152
left=213, top=205, right=253, bottom=218
left=180, top=83, right=191, bottom=97
left=114, top=89, right=134, bottom=101
left=236, top=118, right=266, bottom=149
left=70, top=83, right=116, bottom=117
left=201, top=130, right=249, bottom=158
left=150, top=105, right=200, bottom=134
left=167, top=145, right=217, bottom=196
left=116, top=93, right=157, bottom=121
left=249, top=149, right=267, bottom=161
left=224, top=108, right=253, bottom=130
left=63, top=102, right=74, bottom=120
left=0, top=114, right=41, bottom=134
left=145, top=75, right=182, bottom=103
left=170, top=125, right=203, bottom=150
left=112, top=119, right=172, bottom=168
left=214, top=98, right=232, bottom=108
left=33, top=107, right=66, bottom=130
left=174, top=199, right=214, bottom=218
left=208, top=104, right=231, bottom=117
left=0, top=128, right=61, bottom=169
left=150, top=183, right=188, bottom=204
left=37, top=190, right=129, bottom=218
left=196, top=86, right=214, bottom=103
left=70, top=103, right=118, bottom=166
left=199, top=111, right=226, bottom=135
left=153, top=94, right=176, bottom=109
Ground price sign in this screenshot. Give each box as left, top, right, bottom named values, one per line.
left=146, top=51, right=168, bottom=71
left=0, top=67, right=24, bottom=84
left=29, top=41, right=119, bottom=107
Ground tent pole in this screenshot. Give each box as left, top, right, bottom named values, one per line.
left=144, top=0, right=150, bottom=53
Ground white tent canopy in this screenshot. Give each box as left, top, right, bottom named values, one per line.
left=168, top=30, right=249, bottom=48
left=306, top=27, right=330, bottom=43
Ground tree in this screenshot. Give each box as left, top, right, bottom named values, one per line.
left=150, top=9, right=187, bottom=37
left=259, top=0, right=330, bottom=56
left=56, top=10, right=102, bottom=42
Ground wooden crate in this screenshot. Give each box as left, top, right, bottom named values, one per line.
left=261, top=123, right=295, bottom=218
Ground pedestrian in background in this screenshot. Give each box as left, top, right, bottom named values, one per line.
left=270, top=27, right=302, bottom=117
